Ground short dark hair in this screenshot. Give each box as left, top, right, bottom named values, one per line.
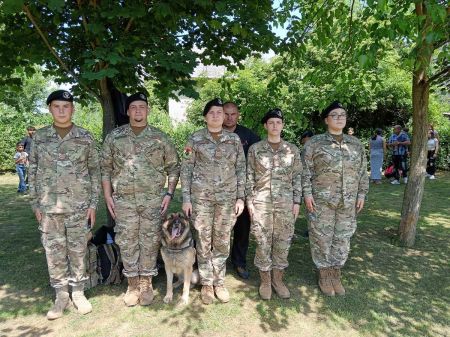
left=27, top=126, right=36, bottom=131
left=16, top=142, right=24, bottom=147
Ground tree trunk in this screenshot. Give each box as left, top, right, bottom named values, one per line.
left=99, top=77, right=116, bottom=140
left=398, top=2, right=433, bottom=247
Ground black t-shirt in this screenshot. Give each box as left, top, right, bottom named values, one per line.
left=233, top=124, right=260, bottom=158
left=21, top=136, right=33, bottom=154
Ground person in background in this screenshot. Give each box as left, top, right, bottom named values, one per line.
left=223, top=101, right=260, bottom=280
left=14, top=142, right=28, bottom=193
left=426, top=130, right=439, bottom=180
left=21, top=126, right=36, bottom=187
left=387, top=125, right=410, bottom=185
left=369, top=128, right=386, bottom=184
left=347, top=127, right=354, bottom=136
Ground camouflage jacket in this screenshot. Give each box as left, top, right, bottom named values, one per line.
left=101, top=124, right=180, bottom=201
left=246, top=140, right=302, bottom=205
left=302, top=132, right=369, bottom=207
left=181, top=128, right=246, bottom=203
left=28, top=124, right=101, bottom=213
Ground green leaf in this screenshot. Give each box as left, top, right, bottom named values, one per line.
left=2, top=0, right=24, bottom=13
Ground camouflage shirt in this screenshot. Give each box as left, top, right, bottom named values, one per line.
left=101, top=124, right=180, bottom=202
left=246, top=140, right=302, bottom=205
left=181, top=128, right=246, bottom=203
left=302, top=132, right=369, bottom=207
left=28, top=124, right=101, bottom=213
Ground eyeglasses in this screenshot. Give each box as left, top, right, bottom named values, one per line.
left=328, top=113, right=347, bottom=120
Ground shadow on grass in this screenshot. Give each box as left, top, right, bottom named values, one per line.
left=0, top=173, right=449, bottom=337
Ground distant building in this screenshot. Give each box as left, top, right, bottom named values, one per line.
left=168, top=64, right=226, bottom=123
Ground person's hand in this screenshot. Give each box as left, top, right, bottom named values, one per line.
left=304, top=196, right=316, bottom=213
left=34, top=209, right=42, bottom=223
left=105, top=196, right=116, bottom=219
left=247, top=201, right=255, bottom=221
left=356, top=199, right=365, bottom=213
left=235, top=199, right=244, bottom=217
left=292, top=204, right=300, bottom=221
left=182, top=202, right=192, bottom=218
left=160, top=195, right=171, bottom=215
left=86, top=208, right=96, bottom=227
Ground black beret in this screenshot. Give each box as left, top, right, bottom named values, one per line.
left=203, top=98, right=223, bottom=116
left=261, top=108, right=283, bottom=124
left=321, top=101, right=345, bottom=119
left=300, top=130, right=314, bottom=140
left=126, top=92, right=148, bottom=111
left=46, top=90, right=73, bottom=105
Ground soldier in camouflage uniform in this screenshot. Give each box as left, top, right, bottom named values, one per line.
left=28, top=90, right=100, bottom=320
left=246, top=108, right=302, bottom=300
left=302, top=101, right=369, bottom=296
left=101, top=92, right=180, bottom=307
left=181, top=98, right=246, bottom=305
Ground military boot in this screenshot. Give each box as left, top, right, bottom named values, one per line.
left=272, top=269, right=290, bottom=299
left=214, top=285, right=230, bottom=303
left=71, top=285, right=92, bottom=315
left=331, top=267, right=346, bottom=296
left=318, top=268, right=335, bottom=296
left=124, top=276, right=140, bottom=307
left=46, top=286, right=71, bottom=320
left=139, top=276, right=154, bottom=306
left=201, top=285, right=214, bottom=305
left=258, top=270, right=272, bottom=300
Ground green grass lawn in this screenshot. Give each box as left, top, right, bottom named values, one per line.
left=0, top=172, right=449, bottom=337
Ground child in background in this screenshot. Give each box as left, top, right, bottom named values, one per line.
left=14, top=142, right=28, bottom=193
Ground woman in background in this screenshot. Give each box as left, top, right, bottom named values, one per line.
left=369, top=128, right=386, bottom=184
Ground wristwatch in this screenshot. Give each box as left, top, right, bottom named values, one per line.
left=165, top=191, right=174, bottom=199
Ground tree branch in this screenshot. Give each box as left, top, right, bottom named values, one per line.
left=22, top=4, right=100, bottom=101
left=125, top=18, right=134, bottom=33
left=428, top=65, right=449, bottom=83
left=76, top=0, right=97, bottom=50
left=348, top=0, right=355, bottom=52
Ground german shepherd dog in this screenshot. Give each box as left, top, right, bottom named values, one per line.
left=161, top=213, right=198, bottom=305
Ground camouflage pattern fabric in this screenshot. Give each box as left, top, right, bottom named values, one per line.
left=101, top=124, right=180, bottom=277
left=246, top=140, right=302, bottom=271
left=101, top=124, right=180, bottom=203
left=40, top=212, right=91, bottom=288
left=113, top=196, right=162, bottom=277
left=28, top=124, right=101, bottom=213
left=302, top=132, right=369, bottom=268
left=28, top=124, right=100, bottom=289
left=191, top=200, right=236, bottom=286
left=180, top=128, right=246, bottom=203
left=181, top=128, right=245, bottom=286
left=307, top=201, right=356, bottom=268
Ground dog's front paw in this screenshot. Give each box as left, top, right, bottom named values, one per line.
left=163, top=295, right=173, bottom=304
left=177, top=297, right=189, bottom=306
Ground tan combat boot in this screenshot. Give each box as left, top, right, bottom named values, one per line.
left=272, top=269, right=290, bottom=299
left=201, top=285, right=214, bottom=305
left=46, top=286, right=71, bottom=320
left=124, top=276, right=140, bottom=307
left=72, top=285, right=92, bottom=315
left=214, top=285, right=230, bottom=303
left=331, top=267, right=346, bottom=296
left=258, top=270, right=272, bottom=300
left=318, top=268, right=335, bottom=296
left=139, top=276, right=154, bottom=306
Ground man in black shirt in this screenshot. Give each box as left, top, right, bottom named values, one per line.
left=223, top=102, right=260, bottom=279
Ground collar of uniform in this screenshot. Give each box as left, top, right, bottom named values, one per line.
left=125, top=123, right=149, bottom=137
left=325, top=132, right=349, bottom=144
left=204, top=128, right=226, bottom=142
left=263, top=138, right=285, bottom=151
left=47, top=123, right=80, bottom=139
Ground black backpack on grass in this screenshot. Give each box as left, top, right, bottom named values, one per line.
left=97, top=243, right=123, bottom=285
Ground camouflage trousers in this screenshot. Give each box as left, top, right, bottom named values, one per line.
left=114, top=196, right=162, bottom=278
left=39, top=212, right=90, bottom=289
left=192, top=199, right=236, bottom=286
left=251, top=201, right=295, bottom=271
left=307, top=200, right=357, bottom=268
